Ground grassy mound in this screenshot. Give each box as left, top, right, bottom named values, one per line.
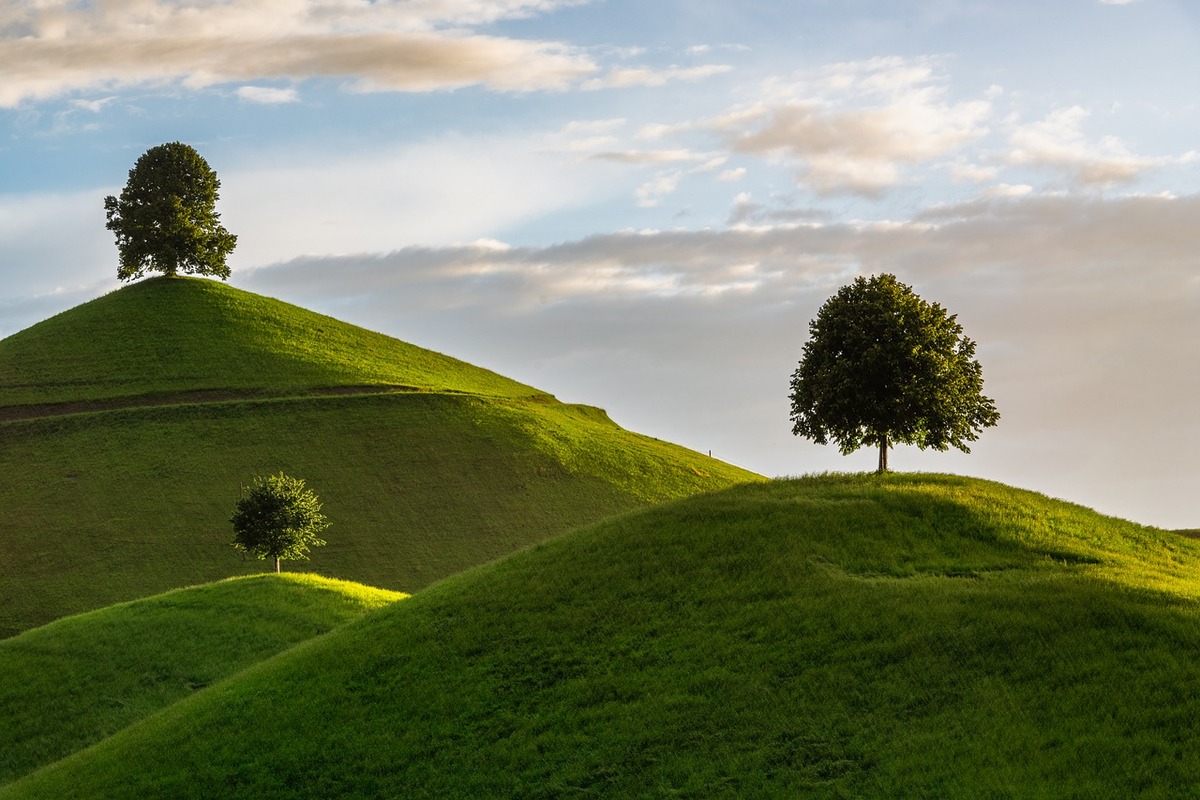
left=0, top=276, right=537, bottom=407
left=0, top=278, right=761, bottom=635
left=0, top=390, right=758, bottom=637
left=0, top=574, right=403, bottom=786
left=7, top=474, right=1200, bottom=798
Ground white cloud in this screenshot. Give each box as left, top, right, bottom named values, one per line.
left=236, top=85, right=299, bottom=104
left=0, top=0, right=599, bottom=106
left=588, top=149, right=706, bottom=165
left=634, top=171, right=682, bottom=207
left=709, top=57, right=992, bottom=195
left=583, top=63, right=733, bottom=90
left=983, top=183, right=1033, bottom=198
left=69, top=96, right=117, bottom=113
left=1007, top=106, right=1169, bottom=185
left=718, top=168, right=747, bottom=182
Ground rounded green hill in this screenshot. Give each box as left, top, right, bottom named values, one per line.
left=0, top=276, right=538, bottom=409
left=6, top=475, right=1200, bottom=798
left=0, top=277, right=762, bottom=636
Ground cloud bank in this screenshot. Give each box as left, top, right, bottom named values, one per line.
left=0, top=0, right=600, bottom=105
left=225, top=190, right=1200, bottom=527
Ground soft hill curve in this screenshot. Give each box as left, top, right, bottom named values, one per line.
left=0, top=276, right=536, bottom=409
left=0, top=574, right=402, bottom=786
left=8, top=474, right=1200, bottom=798
left=0, top=277, right=761, bottom=636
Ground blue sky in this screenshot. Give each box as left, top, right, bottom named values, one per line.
left=3, top=0, right=1200, bottom=527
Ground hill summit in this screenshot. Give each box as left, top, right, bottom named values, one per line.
left=0, top=276, right=537, bottom=410
left=0, top=276, right=761, bottom=636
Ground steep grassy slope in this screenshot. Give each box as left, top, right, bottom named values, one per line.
left=0, top=277, right=761, bottom=635
left=0, top=392, right=755, bottom=636
left=8, top=474, right=1200, bottom=798
left=0, top=276, right=537, bottom=407
left=0, top=574, right=402, bottom=786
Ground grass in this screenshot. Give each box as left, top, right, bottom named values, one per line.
left=0, top=276, right=538, bottom=407
left=0, top=278, right=761, bottom=636
left=7, top=473, right=1200, bottom=798
left=0, top=573, right=403, bottom=786
left=0, top=391, right=759, bottom=637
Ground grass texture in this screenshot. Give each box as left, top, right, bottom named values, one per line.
left=0, top=276, right=538, bottom=407
left=0, top=392, right=756, bottom=637
left=0, top=573, right=403, bottom=785
left=7, top=474, right=1200, bottom=798
left=0, top=277, right=760, bottom=635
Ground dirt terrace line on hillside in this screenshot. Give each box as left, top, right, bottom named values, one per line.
left=0, top=385, right=499, bottom=422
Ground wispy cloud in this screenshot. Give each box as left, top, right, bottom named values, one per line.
left=1007, top=106, right=1192, bottom=185
left=709, top=57, right=992, bottom=195
left=583, top=63, right=733, bottom=90
left=236, top=85, right=299, bottom=104
left=0, top=0, right=599, bottom=106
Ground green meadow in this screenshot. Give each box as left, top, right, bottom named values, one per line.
left=5, top=276, right=1200, bottom=797
left=0, top=278, right=759, bottom=636
left=6, top=474, right=1200, bottom=798
left=0, top=573, right=402, bottom=785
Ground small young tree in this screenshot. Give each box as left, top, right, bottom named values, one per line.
left=231, top=472, right=329, bottom=573
left=789, top=273, right=999, bottom=473
left=104, top=142, right=237, bottom=282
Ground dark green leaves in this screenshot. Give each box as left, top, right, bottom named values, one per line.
left=789, top=274, right=999, bottom=469
left=104, top=142, right=237, bottom=282
left=231, top=473, right=330, bottom=571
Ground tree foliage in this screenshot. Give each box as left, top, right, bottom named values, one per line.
left=231, top=473, right=329, bottom=573
left=789, top=273, right=999, bottom=473
left=104, top=142, right=237, bottom=282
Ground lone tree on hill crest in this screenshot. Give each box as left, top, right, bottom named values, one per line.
left=231, top=472, right=329, bottom=573
left=789, top=273, right=999, bottom=473
left=104, top=142, right=237, bottom=282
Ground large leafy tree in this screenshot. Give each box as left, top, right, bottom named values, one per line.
left=789, top=273, right=999, bottom=473
left=104, top=142, right=237, bottom=282
left=231, top=473, right=330, bottom=573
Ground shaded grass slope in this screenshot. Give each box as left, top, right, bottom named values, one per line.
left=8, top=474, right=1200, bottom=798
left=0, top=573, right=402, bottom=786
left=0, top=276, right=537, bottom=408
left=0, top=277, right=761, bottom=635
left=0, top=391, right=758, bottom=636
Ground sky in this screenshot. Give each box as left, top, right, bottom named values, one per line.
left=2, top=0, right=1199, bottom=528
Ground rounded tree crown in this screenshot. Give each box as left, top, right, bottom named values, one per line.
left=789, top=273, right=999, bottom=465
left=230, top=472, right=330, bottom=568
left=104, top=142, right=237, bottom=282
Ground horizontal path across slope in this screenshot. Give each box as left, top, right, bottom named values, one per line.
left=0, top=385, right=556, bottom=422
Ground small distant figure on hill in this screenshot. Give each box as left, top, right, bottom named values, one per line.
left=231, top=472, right=330, bottom=573
left=789, top=273, right=999, bottom=473
left=104, top=142, right=238, bottom=282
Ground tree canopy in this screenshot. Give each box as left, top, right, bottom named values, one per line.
left=789, top=273, right=999, bottom=473
left=231, top=473, right=329, bottom=573
left=104, top=142, right=237, bottom=282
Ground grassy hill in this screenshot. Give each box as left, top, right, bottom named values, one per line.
left=0, top=277, right=761, bottom=635
left=7, top=474, right=1200, bottom=798
left=0, top=573, right=403, bottom=786
left=0, top=276, right=537, bottom=408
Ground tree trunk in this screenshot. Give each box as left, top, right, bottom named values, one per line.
left=274, top=556, right=280, bottom=573
left=877, top=434, right=889, bottom=474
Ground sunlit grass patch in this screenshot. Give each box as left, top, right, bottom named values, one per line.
left=0, top=574, right=403, bottom=785
left=8, top=475, right=1200, bottom=798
